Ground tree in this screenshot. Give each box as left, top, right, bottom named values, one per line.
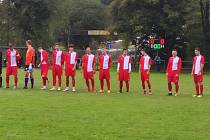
left=109, top=0, right=188, bottom=67
left=49, top=0, right=108, bottom=48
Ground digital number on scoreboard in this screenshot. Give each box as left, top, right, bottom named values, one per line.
left=149, top=37, right=165, bottom=50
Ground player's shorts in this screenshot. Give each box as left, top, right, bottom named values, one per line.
left=52, top=65, right=62, bottom=76
left=118, top=70, right=130, bottom=81
left=99, top=69, right=110, bottom=80
left=83, top=70, right=94, bottom=79
left=140, top=70, right=150, bottom=81
left=41, top=64, right=49, bottom=77
left=6, top=66, right=18, bottom=76
left=167, top=73, right=179, bottom=83
left=65, top=65, right=76, bottom=77
left=25, top=65, right=34, bottom=72
left=194, top=74, right=203, bottom=83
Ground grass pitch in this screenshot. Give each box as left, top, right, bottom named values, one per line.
left=0, top=69, right=210, bottom=140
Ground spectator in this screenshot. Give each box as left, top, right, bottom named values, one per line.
left=154, top=54, right=162, bottom=72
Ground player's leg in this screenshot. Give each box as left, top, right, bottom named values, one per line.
left=119, top=81, right=123, bottom=93
left=30, top=71, right=34, bottom=89
left=100, top=79, right=104, bottom=93
left=106, top=78, right=111, bottom=93
left=193, top=75, right=199, bottom=97
left=197, top=81, right=203, bottom=98
left=146, top=80, right=152, bottom=95
left=141, top=80, right=146, bottom=95
left=118, top=71, right=123, bottom=93
left=13, top=67, right=18, bottom=89
left=125, top=80, right=129, bottom=93
left=57, top=75, right=62, bottom=91
left=50, top=68, right=56, bottom=90
left=99, top=70, right=104, bottom=93
left=85, top=78, right=90, bottom=92
left=106, top=70, right=111, bottom=93
left=6, top=67, right=10, bottom=88
left=167, top=75, right=173, bottom=96
left=125, top=70, right=130, bottom=93
left=24, top=71, right=29, bottom=89
left=72, top=76, right=76, bottom=92
left=63, top=76, right=69, bottom=91
left=90, top=77, right=95, bottom=92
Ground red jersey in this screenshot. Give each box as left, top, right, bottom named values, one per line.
left=117, top=55, right=132, bottom=71
left=52, top=50, right=65, bottom=66
left=99, top=54, right=112, bottom=70
left=6, top=49, right=21, bottom=67
left=167, top=56, right=182, bottom=75
left=65, top=51, right=78, bottom=68
left=40, top=50, right=49, bottom=65
left=139, top=55, right=152, bottom=71
left=192, top=55, right=205, bottom=75
left=82, top=54, right=96, bottom=72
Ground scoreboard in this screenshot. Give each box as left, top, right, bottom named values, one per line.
left=149, top=37, right=165, bottom=50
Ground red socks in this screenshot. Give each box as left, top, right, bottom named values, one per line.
left=119, top=81, right=129, bottom=92
left=175, top=82, right=179, bottom=93
left=126, top=81, right=129, bottom=92
left=6, top=76, right=18, bottom=87
left=66, top=76, right=69, bottom=87
left=119, top=81, right=123, bottom=92
left=100, top=79, right=110, bottom=91
left=100, top=80, right=104, bottom=91
left=168, top=83, right=172, bottom=92
left=195, top=83, right=199, bottom=95
left=85, top=79, right=90, bottom=91
left=106, top=79, right=110, bottom=90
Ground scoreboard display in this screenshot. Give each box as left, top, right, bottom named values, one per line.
left=149, top=37, right=165, bottom=50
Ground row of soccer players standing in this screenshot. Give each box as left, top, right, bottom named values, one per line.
left=2, top=40, right=205, bottom=97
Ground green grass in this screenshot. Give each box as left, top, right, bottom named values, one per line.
left=0, top=68, right=210, bottom=140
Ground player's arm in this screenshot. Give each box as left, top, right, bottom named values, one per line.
left=178, top=58, right=182, bottom=75
left=166, top=58, right=170, bottom=75
left=74, top=54, right=78, bottom=70
left=93, top=56, right=96, bottom=74
left=16, top=50, right=21, bottom=61
left=117, top=57, right=120, bottom=73
left=191, top=58, right=195, bottom=75
left=61, top=52, right=65, bottom=65
left=129, top=57, right=132, bottom=73
left=148, top=58, right=152, bottom=73
left=109, top=56, right=112, bottom=68
left=199, top=57, right=205, bottom=75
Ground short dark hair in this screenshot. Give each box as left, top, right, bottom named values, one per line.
left=172, top=49, right=177, bottom=52
left=123, top=48, right=127, bottom=51
left=195, top=47, right=200, bottom=51
left=69, top=44, right=75, bottom=48
left=141, top=48, right=149, bottom=54
left=26, top=40, right=32, bottom=45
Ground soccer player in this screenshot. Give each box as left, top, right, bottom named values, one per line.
left=0, top=49, right=2, bottom=88
left=82, top=47, right=96, bottom=92
left=5, top=43, right=21, bottom=88
left=166, top=49, right=182, bottom=96
left=99, top=47, right=112, bottom=93
left=117, top=49, right=132, bottom=93
left=191, top=48, right=205, bottom=98
left=63, top=44, right=78, bottom=92
left=50, top=43, right=65, bottom=91
left=139, top=48, right=152, bottom=96
left=24, top=40, right=35, bottom=89
left=38, top=47, right=49, bottom=90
